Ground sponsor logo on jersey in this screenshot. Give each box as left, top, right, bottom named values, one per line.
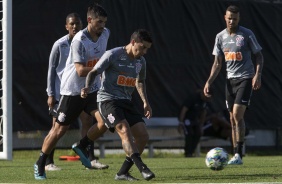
left=87, top=58, right=99, bottom=67
left=117, top=75, right=136, bottom=87
left=236, top=35, right=244, bottom=47
left=127, top=64, right=134, bottom=68
left=228, top=39, right=235, bottom=44
left=119, top=54, right=127, bottom=61
left=224, top=52, right=243, bottom=61
left=136, top=62, right=142, bottom=73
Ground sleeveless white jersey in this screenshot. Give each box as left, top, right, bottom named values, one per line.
left=46, top=34, right=70, bottom=101
left=60, top=27, right=110, bottom=96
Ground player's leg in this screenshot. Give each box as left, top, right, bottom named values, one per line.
left=225, top=79, right=237, bottom=155
left=35, top=122, right=69, bottom=179
left=232, top=104, right=246, bottom=156
left=72, top=92, right=108, bottom=169
left=44, top=103, right=61, bottom=171
left=116, top=119, right=149, bottom=181
left=228, top=79, right=252, bottom=165
left=101, top=100, right=155, bottom=181
left=34, top=95, right=85, bottom=179
left=79, top=111, right=109, bottom=169
left=45, top=117, right=62, bottom=171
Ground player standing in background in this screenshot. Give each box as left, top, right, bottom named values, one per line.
left=34, top=4, right=110, bottom=180
left=46, top=12, right=108, bottom=171
left=75, top=29, right=155, bottom=181
left=203, top=5, right=264, bottom=165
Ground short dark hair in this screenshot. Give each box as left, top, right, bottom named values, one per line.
left=66, top=13, right=81, bottom=23
left=87, top=4, right=107, bottom=19
left=226, top=5, right=240, bottom=14
left=131, top=29, right=152, bottom=43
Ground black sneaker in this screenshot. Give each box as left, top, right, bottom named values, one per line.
left=115, top=173, right=139, bottom=181
left=141, top=167, right=155, bottom=181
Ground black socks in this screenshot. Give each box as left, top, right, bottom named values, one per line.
left=36, top=151, right=49, bottom=175
left=117, top=156, right=134, bottom=175
left=45, top=149, right=55, bottom=165
left=130, top=153, right=147, bottom=172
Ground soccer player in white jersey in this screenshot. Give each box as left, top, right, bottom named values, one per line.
left=76, top=29, right=155, bottom=181
left=34, top=4, right=110, bottom=180
left=203, top=5, right=264, bottom=165
left=46, top=12, right=108, bottom=171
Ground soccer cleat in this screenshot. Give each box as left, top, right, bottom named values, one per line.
left=45, top=163, right=62, bottom=171
left=87, top=159, right=109, bottom=169
left=228, top=153, right=243, bottom=165
left=115, top=173, right=139, bottom=181
left=72, top=142, right=92, bottom=168
left=141, top=167, right=155, bottom=181
left=34, top=164, right=46, bottom=180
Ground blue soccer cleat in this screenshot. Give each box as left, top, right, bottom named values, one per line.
left=72, top=142, right=92, bottom=168
left=34, top=163, right=46, bottom=180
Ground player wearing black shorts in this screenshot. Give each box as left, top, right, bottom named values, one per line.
left=34, top=4, right=110, bottom=180
left=204, top=5, right=264, bottom=165
left=78, top=29, right=155, bottom=181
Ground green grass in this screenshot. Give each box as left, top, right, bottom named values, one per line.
left=0, top=150, right=282, bottom=183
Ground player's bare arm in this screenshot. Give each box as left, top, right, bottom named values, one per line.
left=135, top=79, right=152, bottom=119
left=252, top=51, right=264, bottom=90
left=74, top=62, right=93, bottom=77
left=81, top=68, right=99, bottom=98
left=204, top=55, right=223, bottom=97
left=47, top=96, right=56, bottom=108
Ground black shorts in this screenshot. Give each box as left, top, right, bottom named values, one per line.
left=98, top=99, right=144, bottom=132
left=48, top=100, right=60, bottom=117
left=225, top=78, right=253, bottom=111
left=55, top=92, right=98, bottom=126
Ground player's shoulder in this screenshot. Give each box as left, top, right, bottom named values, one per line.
left=102, top=27, right=110, bottom=37
left=52, top=35, right=69, bottom=48
left=72, top=29, right=87, bottom=42
left=216, top=29, right=228, bottom=39
left=108, top=46, right=123, bottom=56
left=238, top=26, right=254, bottom=36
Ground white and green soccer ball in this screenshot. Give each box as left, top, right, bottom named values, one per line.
left=205, top=147, right=229, bottom=170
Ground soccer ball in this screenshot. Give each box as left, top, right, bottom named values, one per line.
left=205, top=147, right=228, bottom=170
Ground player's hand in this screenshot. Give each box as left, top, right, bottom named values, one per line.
left=144, top=103, right=152, bottom=119
left=47, top=96, right=56, bottom=108
left=81, top=87, right=89, bottom=98
left=203, top=83, right=212, bottom=97
left=252, top=74, right=261, bottom=90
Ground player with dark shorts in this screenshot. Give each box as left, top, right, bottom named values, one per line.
left=34, top=4, right=110, bottom=180
left=99, top=100, right=144, bottom=132
left=78, top=29, right=155, bottom=181
left=226, top=78, right=253, bottom=110
left=204, top=5, right=264, bottom=165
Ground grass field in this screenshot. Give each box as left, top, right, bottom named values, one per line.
left=0, top=150, right=281, bottom=184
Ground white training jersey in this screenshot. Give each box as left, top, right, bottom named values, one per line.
left=60, top=27, right=110, bottom=96
left=46, top=34, right=70, bottom=101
